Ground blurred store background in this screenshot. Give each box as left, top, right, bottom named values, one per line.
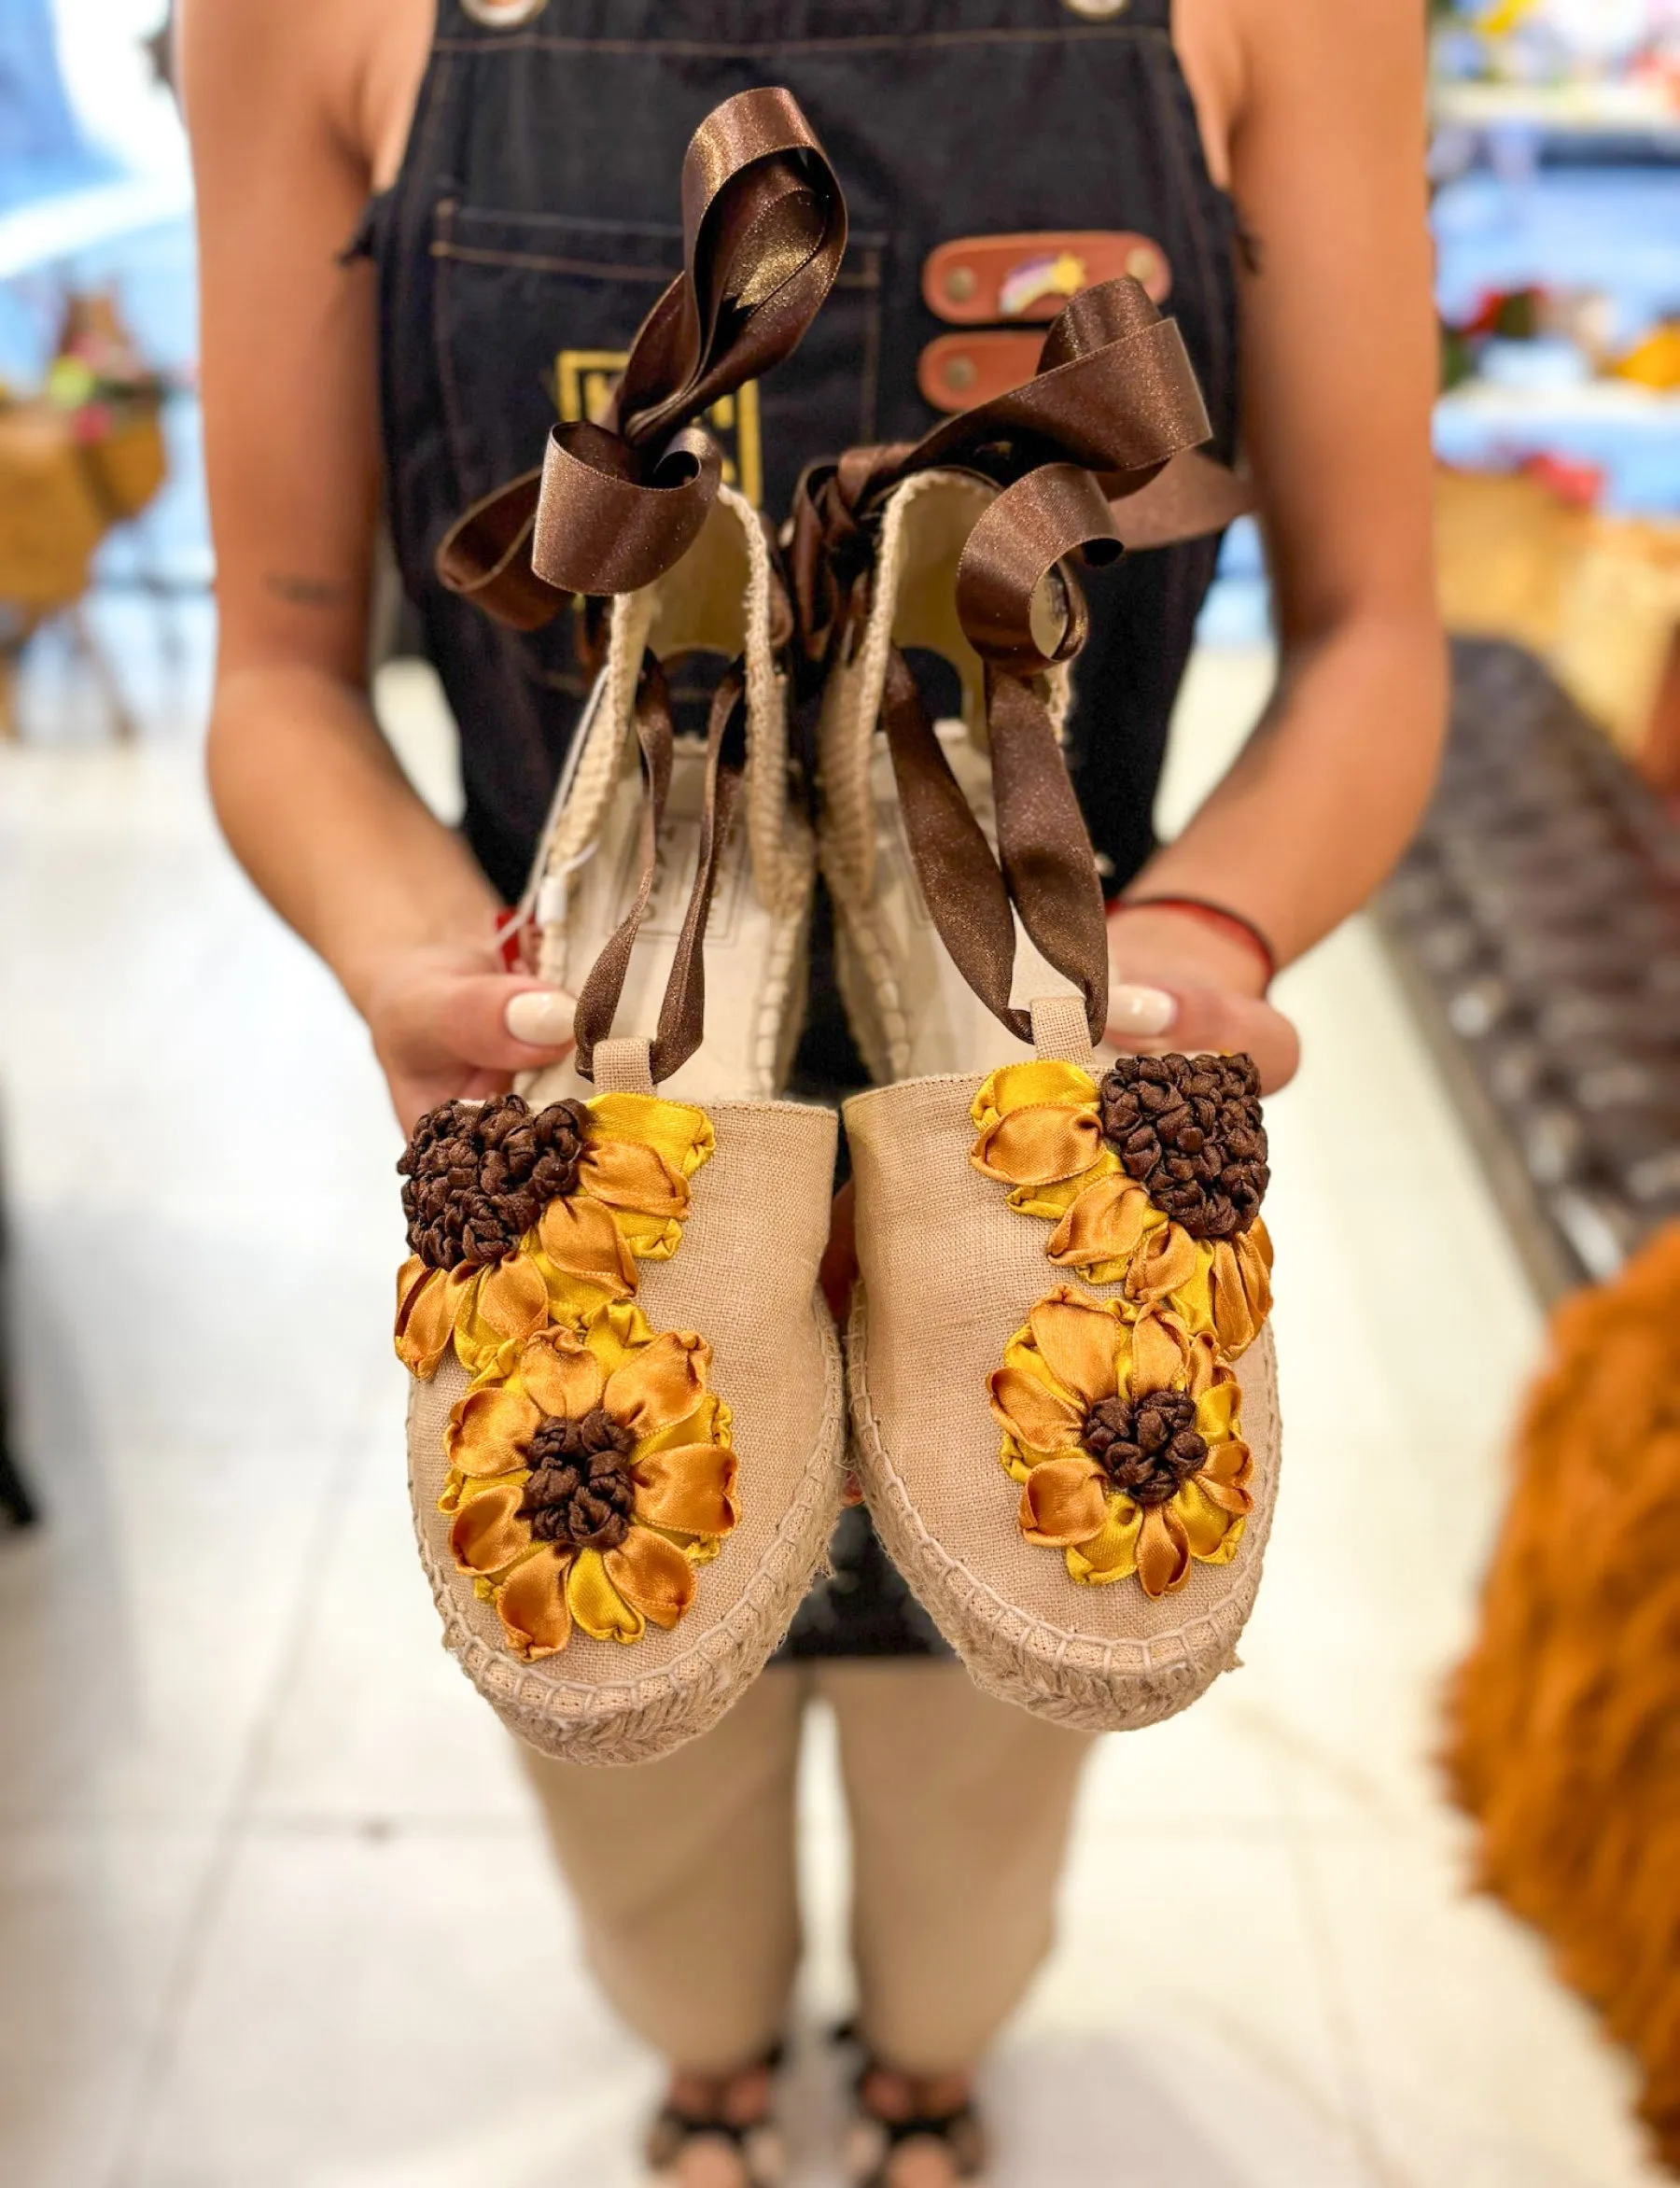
left=2, top=4, right=1680, bottom=2186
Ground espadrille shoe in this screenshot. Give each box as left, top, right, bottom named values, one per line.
left=394, top=91, right=849, bottom=1765
left=793, top=281, right=1280, bottom=1732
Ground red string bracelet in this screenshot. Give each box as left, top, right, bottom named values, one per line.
left=1109, top=894, right=1278, bottom=991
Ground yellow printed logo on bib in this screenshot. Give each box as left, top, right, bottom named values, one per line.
left=554, top=349, right=763, bottom=506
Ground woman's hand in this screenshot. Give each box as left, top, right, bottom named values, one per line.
left=359, top=940, right=578, bottom=1132
left=1105, top=904, right=1299, bottom=1094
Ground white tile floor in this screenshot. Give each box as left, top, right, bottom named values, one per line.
left=0, top=646, right=1666, bottom=2188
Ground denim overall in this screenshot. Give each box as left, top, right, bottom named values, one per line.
left=359, top=0, right=1241, bottom=1653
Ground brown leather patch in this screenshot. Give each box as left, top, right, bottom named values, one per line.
left=917, top=331, right=1045, bottom=414
left=922, top=231, right=1171, bottom=325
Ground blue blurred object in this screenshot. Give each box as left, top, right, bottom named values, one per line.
left=1435, top=166, right=1680, bottom=345
left=1433, top=161, right=1680, bottom=513
left=0, top=0, right=116, bottom=210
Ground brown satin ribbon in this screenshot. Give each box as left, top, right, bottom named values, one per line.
left=791, top=275, right=1229, bottom=1045
left=571, top=662, right=749, bottom=1085
left=435, top=87, right=847, bottom=628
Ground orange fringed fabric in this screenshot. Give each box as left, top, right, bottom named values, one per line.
left=1445, top=1220, right=1680, bottom=2172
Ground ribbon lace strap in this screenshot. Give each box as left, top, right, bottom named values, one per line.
left=648, top=671, right=749, bottom=1082
left=435, top=88, right=847, bottom=627
left=571, top=666, right=749, bottom=1086
left=881, top=647, right=1022, bottom=1037
left=571, top=654, right=676, bottom=1081
left=880, top=651, right=1107, bottom=1045
left=986, top=666, right=1109, bottom=1039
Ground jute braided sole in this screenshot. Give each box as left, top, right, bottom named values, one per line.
left=410, top=1288, right=846, bottom=1767
left=849, top=1287, right=1281, bottom=1732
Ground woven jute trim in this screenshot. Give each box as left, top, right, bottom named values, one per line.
left=537, top=484, right=817, bottom=980
left=819, top=470, right=987, bottom=914
left=819, top=835, right=910, bottom=1085
left=412, top=1282, right=847, bottom=1768
left=814, top=468, right=1076, bottom=1088
left=735, top=489, right=809, bottom=922
left=848, top=1288, right=1282, bottom=1733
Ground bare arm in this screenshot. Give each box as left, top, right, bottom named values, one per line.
left=181, top=0, right=574, bottom=1128
left=1106, top=0, right=1445, bottom=1087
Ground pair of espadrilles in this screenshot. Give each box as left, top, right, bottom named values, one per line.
left=392, top=91, right=1280, bottom=1766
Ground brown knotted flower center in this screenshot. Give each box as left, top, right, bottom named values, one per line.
left=1096, top=1052, right=1269, bottom=1241
left=398, top=1093, right=590, bottom=1269
left=1081, top=1389, right=1207, bottom=1507
left=516, top=1408, right=639, bottom=1551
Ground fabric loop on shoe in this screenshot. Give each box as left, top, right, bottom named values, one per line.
left=434, top=87, right=847, bottom=628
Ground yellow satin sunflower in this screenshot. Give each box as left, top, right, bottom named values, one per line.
left=441, top=1300, right=737, bottom=1660
left=394, top=1090, right=715, bottom=1380
left=989, top=1285, right=1252, bottom=1598
left=969, top=1058, right=1272, bottom=1355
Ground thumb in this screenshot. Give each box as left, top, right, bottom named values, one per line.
left=1106, top=979, right=1300, bottom=1094
left=436, top=975, right=578, bottom=1072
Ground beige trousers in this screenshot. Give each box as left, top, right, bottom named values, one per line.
left=523, top=1661, right=1093, bottom=2075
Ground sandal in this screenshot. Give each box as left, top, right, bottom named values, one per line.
left=394, top=91, right=850, bottom=1766
left=792, top=281, right=1281, bottom=1733
left=842, top=2057, right=987, bottom=2187
left=646, top=2052, right=790, bottom=2188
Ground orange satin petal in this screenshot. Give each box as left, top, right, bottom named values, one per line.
left=394, top=1260, right=459, bottom=1376
left=586, top=1092, right=713, bottom=1176
left=1196, top=1378, right=1242, bottom=1441
left=971, top=1058, right=1099, bottom=1128
left=1126, top=1223, right=1201, bottom=1303
left=988, top=1365, right=1085, bottom=1456
left=633, top=1441, right=738, bottom=1536
left=445, top=1382, right=541, bottom=1477
left=1174, top=1478, right=1240, bottom=1560
left=970, top=1102, right=1103, bottom=1188
left=1127, top=1310, right=1190, bottom=1399
left=1181, top=1331, right=1226, bottom=1401
left=518, top=1326, right=604, bottom=1421
left=1045, top=1171, right=1155, bottom=1269
left=604, top=1330, right=710, bottom=1438
left=536, top=1196, right=637, bottom=1295
left=1206, top=1246, right=1247, bottom=1350
left=1041, top=1172, right=1163, bottom=1277
left=496, top=1549, right=573, bottom=1658
left=567, top=1547, right=645, bottom=1643
left=605, top=1527, right=697, bottom=1631
left=1019, top=1456, right=1110, bottom=1548
left=1136, top=1503, right=1192, bottom=1597
left=1069, top=1498, right=1143, bottom=1582
left=1027, top=1287, right=1123, bottom=1408
left=1196, top=1439, right=1253, bottom=1514
left=474, top=1254, right=552, bottom=1341
left=449, top=1480, right=531, bottom=1574
left=578, top=1138, right=690, bottom=1218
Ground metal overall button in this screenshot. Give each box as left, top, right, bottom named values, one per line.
left=459, top=0, right=549, bottom=25
left=1061, top=0, right=1129, bottom=17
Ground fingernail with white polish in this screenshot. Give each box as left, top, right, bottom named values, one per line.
left=1107, top=983, right=1177, bottom=1037
left=505, top=989, right=576, bottom=1047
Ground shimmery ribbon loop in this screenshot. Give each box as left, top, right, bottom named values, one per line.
left=435, top=87, right=847, bottom=627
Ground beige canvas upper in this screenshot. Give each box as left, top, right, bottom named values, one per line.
left=407, top=1093, right=847, bottom=1767
left=845, top=1070, right=1281, bottom=1731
